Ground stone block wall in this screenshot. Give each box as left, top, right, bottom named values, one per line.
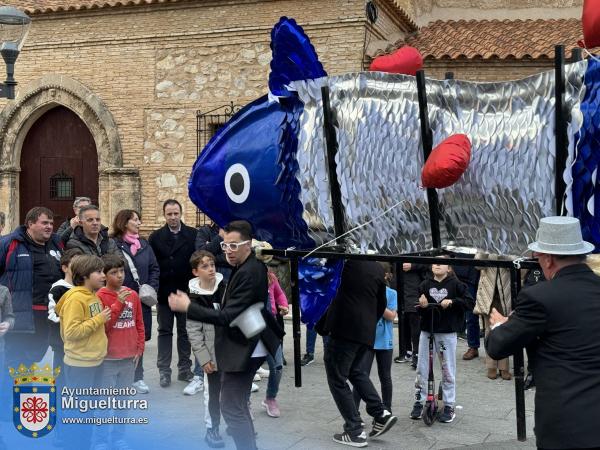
left=0, top=0, right=373, bottom=233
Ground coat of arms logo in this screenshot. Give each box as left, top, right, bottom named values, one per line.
left=9, top=363, right=60, bottom=438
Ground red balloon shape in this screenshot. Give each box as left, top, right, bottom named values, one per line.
left=579, top=0, right=600, bottom=48
left=369, top=46, right=423, bottom=75
left=422, top=134, right=472, bottom=189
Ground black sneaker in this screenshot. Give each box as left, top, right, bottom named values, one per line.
left=410, top=354, right=418, bottom=369
left=524, top=373, right=535, bottom=390
left=332, top=431, right=367, bottom=447
left=438, top=405, right=456, bottom=423
left=369, top=410, right=397, bottom=437
left=177, top=371, right=195, bottom=382
left=394, top=353, right=411, bottom=363
left=204, top=427, right=225, bottom=448
left=300, top=353, right=315, bottom=366
left=159, top=373, right=171, bottom=388
left=409, top=402, right=423, bottom=420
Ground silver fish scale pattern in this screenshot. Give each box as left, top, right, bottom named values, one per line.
left=292, top=61, right=586, bottom=254
left=428, top=60, right=586, bottom=254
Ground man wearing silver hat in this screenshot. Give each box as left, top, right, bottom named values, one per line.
left=486, top=216, right=600, bottom=450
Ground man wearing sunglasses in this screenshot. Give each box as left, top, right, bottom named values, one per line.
left=169, top=220, right=282, bottom=450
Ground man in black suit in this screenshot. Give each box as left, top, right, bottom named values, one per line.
left=149, top=199, right=198, bottom=388
left=486, top=216, right=600, bottom=450
left=317, top=259, right=397, bottom=448
left=169, top=220, right=281, bottom=450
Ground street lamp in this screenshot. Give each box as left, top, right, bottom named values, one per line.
left=0, top=6, right=30, bottom=99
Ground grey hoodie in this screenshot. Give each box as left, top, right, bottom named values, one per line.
left=186, top=273, right=224, bottom=370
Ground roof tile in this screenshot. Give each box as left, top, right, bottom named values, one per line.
left=399, top=19, right=589, bottom=60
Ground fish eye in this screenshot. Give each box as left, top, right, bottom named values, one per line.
left=224, top=163, right=250, bottom=204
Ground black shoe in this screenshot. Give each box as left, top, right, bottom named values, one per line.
left=369, top=411, right=397, bottom=438
left=409, top=402, right=423, bottom=420
left=332, top=431, right=367, bottom=448
left=159, top=373, right=171, bottom=388
left=438, top=405, right=456, bottom=423
left=524, top=373, right=535, bottom=390
left=282, top=355, right=287, bottom=366
left=394, top=353, right=411, bottom=364
left=177, top=371, right=195, bottom=382
left=300, top=353, right=314, bottom=366
left=410, top=354, right=418, bottom=369
left=204, top=427, right=225, bottom=448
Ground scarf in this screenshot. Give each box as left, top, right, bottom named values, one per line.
left=123, top=232, right=141, bottom=256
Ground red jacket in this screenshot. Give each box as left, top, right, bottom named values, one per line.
left=97, top=287, right=145, bottom=359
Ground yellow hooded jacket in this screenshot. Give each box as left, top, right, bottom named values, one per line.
left=55, top=286, right=107, bottom=367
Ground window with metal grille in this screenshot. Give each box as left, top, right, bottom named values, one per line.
left=50, top=172, right=74, bottom=200
left=195, top=102, right=240, bottom=227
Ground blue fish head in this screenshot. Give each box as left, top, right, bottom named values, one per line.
left=189, top=17, right=327, bottom=249
left=189, top=94, right=313, bottom=248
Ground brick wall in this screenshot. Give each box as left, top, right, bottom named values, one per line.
left=423, top=58, right=555, bottom=82
left=0, top=0, right=574, bottom=233
left=2, top=0, right=374, bottom=232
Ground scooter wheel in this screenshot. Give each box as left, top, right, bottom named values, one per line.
left=422, top=401, right=437, bottom=426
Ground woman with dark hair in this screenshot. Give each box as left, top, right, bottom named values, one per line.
left=112, top=209, right=160, bottom=394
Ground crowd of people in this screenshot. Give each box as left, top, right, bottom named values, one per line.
left=0, top=200, right=599, bottom=450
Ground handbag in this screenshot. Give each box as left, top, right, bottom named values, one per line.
left=121, top=251, right=158, bottom=307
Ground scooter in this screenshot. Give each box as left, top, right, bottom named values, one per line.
left=421, top=303, right=444, bottom=426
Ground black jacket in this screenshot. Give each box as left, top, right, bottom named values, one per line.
left=418, top=275, right=474, bottom=333
left=66, top=226, right=118, bottom=256
left=149, top=223, right=197, bottom=303
left=195, top=224, right=232, bottom=280
left=186, top=253, right=282, bottom=372
left=114, top=238, right=160, bottom=294
left=401, top=264, right=428, bottom=313
left=486, top=264, right=600, bottom=449
left=316, top=260, right=387, bottom=347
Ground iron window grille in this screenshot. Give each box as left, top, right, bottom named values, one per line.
left=195, top=102, right=241, bottom=227
left=49, top=171, right=74, bottom=200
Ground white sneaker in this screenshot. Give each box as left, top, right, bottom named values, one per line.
left=253, top=374, right=261, bottom=382
left=132, top=380, right=149, bottom=394
left=251, top=382, right=259, bottom=393
left=256, top=367, right=270, bottom=377
left=183, top=375, right=204, bottom=395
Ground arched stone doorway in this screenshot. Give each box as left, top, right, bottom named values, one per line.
left=0, top=74, right=140, bottom=231
left=19, top=106, right=99, bottom=228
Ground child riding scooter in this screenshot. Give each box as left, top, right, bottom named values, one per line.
left=410, top=261, right=475, bottom=424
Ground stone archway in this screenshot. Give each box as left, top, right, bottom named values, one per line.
left=0, top=74, right=140, bottom=231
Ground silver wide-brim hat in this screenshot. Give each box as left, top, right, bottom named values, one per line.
left=528, top=216, right=595, bottom=255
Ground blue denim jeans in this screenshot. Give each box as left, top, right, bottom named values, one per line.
left=193, top=356, right=203, bottom=376
left=306, top=327, right=329, bottom=354
left=266, top=345, right=283, bottom=399
left=465, top=311, right=481, bottom=349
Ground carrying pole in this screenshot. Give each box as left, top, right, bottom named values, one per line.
left=416, top=70, right=441, bottom=248
left=510, top=266, right=527, bottom=441
left=554, top=45, right=568, bottom=215
left=290, top=257, right=302, bottom=387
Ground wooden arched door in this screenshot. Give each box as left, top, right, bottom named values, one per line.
left=19, top=106, right=99, bottom=229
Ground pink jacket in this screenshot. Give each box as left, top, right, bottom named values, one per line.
left=268, top=273, right=288, bottom=315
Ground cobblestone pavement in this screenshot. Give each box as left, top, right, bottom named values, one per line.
left=140, top=318, right=537, bottom=450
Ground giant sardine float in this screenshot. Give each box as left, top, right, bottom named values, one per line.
left=189, top=17, right=600, bottom=258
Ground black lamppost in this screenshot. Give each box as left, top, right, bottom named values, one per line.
left=0, top=6, right=30, bottom=99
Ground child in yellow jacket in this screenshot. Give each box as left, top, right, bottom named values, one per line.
left=56, top=255, right=110, bottom=384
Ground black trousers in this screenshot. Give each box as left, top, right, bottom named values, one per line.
left=324, top=337, right=386, bottom=437
left=207, top=371, right=222, bottom=429
left=399, top=312, right=421, bottom=356
left=156, top=303, right=192, bottom=376
left=352, top=348, right=393, bottom=411
left=134, top=304, right=153, bottom=382
left=220, top=357, right=265, bottom=450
